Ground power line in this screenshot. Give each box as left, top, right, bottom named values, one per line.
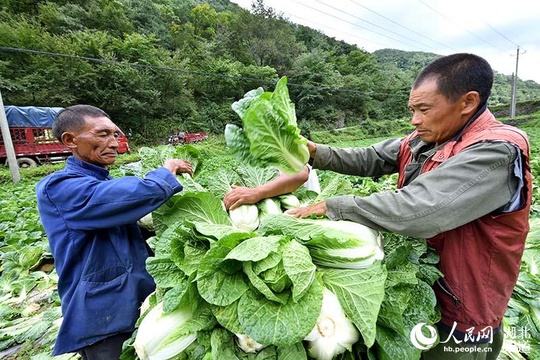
left=347, top=0, right=456, bottom=52
left=292, top=0, right=432, bottom=51
left=288, top=13, right=389, bottom=48
left=0, top=46, right=409, bottom=98
left=0, top=46, right=262, bottom=80
left=277, top=0, right=524, bottom=60
left=310, top=0, right=435, bottom=50
left=416, top=0, right=510, bottom=53
left=286, top=0, right=474, bottom=56
left=485, top=23, right=521, bottom=49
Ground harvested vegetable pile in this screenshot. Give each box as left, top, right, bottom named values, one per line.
left=118, top=148, right=442, bottom=360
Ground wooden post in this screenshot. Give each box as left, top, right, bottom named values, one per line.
left=0, top=91, right=21, bottom=183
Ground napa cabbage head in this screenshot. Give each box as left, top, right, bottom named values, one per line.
left=257, top=198, right=283, bottom=221
left=258, top=215, right=384, bottom=269
left=304, top=287, right=360, bottom=360
left=279, top=194, right=301, bottom=209
left=226, top=77, right=310, bottom=175
left=229, top=204, right=260, bottom=231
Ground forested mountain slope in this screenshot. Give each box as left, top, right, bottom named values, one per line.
left=1, top=0, right=539, bottom=143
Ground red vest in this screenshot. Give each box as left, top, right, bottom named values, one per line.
left=397, top=109, right=532, bottom=334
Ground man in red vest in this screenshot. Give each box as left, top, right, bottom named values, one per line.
left=287, top=53, right=532, bottom=359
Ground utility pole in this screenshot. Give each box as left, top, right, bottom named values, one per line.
left=510, top=72, right=515, bottom=118
left=510, top=46, right=524, bottom=119
left=0, top=90, right=21, bottom=183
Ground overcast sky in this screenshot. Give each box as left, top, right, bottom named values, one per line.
left=230, top=0, right=540, bottom=83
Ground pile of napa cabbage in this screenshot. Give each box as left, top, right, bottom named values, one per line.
left=119, top=167, right=441, bottom=360
left=119, top=79, right=441, bottom=360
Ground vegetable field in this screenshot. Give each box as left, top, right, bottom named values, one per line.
left=1, top=121, right=539, bottom=359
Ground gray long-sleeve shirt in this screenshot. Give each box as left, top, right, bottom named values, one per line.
left=314, top=138, right=520, bottom=238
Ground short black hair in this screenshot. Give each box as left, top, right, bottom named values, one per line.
left=52, top=105, right=110, bottom=141
left=413, top=53, right=493, bottom=105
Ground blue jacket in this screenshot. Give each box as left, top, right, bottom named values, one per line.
left=36, top=157, right=183, bottom=355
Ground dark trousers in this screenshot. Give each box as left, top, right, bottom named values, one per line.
left=78, top=333, right=132, bottom=360
left=421, top=327, right=504, bottom=360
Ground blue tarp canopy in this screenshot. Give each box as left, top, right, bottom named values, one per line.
left=4, top=106, right=63, bottom=127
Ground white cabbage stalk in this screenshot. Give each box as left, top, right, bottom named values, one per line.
left=138, top=212, right=154, bottom=231
left=279, top=194, right=300, bottom=209
left=531, top=261, right=538, bottom=276
left=235, top=333, right=266, bottom=353
left=257, top=216, right=384, bottom=269
left=134, top=301, right=197, bottom=360
left=306, top=220, right=384, bottom=269
left=139, top=292, right=153, bottom=316
left=229, top=204, right=259, bottom=231
left=316, top=236, right=384, bottom=269
left=304, top=288, right=360, bottom=360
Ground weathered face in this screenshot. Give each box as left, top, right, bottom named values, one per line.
left=70, top=116, right=120, bottom=167
left=408, top=78, right=471, bottom=145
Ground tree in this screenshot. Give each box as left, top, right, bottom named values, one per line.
left=287, top=49, right=344, bottom=128
left=233, top=0, right=303, bottom=73
left=190, top=3, right=218, bottom=39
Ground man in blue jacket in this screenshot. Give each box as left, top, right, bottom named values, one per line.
left=36, top=104, right=193, bottom=359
